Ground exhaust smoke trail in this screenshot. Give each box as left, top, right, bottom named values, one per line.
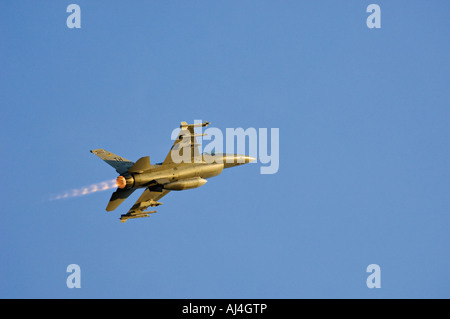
left=50, top=179, right=117, bottom=201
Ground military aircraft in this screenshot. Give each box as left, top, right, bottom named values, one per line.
left=91, top=121, right=256, bottom=222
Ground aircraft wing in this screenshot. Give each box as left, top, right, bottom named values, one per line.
left=162, top=121, right=210, bottom=165
left=120, top=188, right=170, bottom=223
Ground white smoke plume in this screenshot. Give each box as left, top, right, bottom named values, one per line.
left=50, top=179, right=117, bottom=201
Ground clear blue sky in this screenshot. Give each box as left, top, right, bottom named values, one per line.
left=1, top=1, right=449, bottom=298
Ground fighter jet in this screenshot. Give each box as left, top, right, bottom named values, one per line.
left=91, top=121, right=256, bottom=222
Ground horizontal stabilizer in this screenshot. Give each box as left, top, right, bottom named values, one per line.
left=106, top=188, right=135, bottom=212
left=91, top=149, right=134, bottom=175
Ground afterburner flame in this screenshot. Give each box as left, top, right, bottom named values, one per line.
left=50, top=179, right=117, bottom=200
left=116, top=176, right=127, bottom=189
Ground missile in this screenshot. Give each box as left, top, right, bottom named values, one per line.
left=180, top=121, right=210, bottom=129
left=139, top=200, right=163, bottom=208
left=120, top=210, right=157, bottom=223
left=130, top=210, right=157, bottom=216
left=120, top=214, right=150, bottom=223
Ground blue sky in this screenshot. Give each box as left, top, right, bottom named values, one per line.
left=1, top=1, right=449, bottom=298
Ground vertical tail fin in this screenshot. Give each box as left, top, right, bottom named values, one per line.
left=127, top=156, right=151, bottom=173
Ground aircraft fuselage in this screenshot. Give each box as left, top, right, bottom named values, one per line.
left=117, top=153, right=254, bottom=191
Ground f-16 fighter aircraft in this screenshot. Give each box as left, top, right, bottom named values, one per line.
left=91, top=121, right=256, bottom=222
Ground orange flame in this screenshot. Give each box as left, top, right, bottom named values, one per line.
left=116, top=176, right=127, bottom=189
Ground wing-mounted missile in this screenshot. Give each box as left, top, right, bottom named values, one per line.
left=180, top=121, right=210, bottom=129
left=120, top=210, right=157, bottom=223
left=139, top=200, right=163, bottom=208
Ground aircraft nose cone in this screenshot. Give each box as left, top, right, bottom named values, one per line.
left=222, top=154, right=257, bottom=168
left=245, top=156, right=257, bottom=163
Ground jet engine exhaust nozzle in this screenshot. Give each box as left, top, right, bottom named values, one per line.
left=116, top=176, right=127, bottom=189
left=116, top=175, right=135, bottom=189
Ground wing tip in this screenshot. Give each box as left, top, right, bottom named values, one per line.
left=179, top=120, right=210, bottom=128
